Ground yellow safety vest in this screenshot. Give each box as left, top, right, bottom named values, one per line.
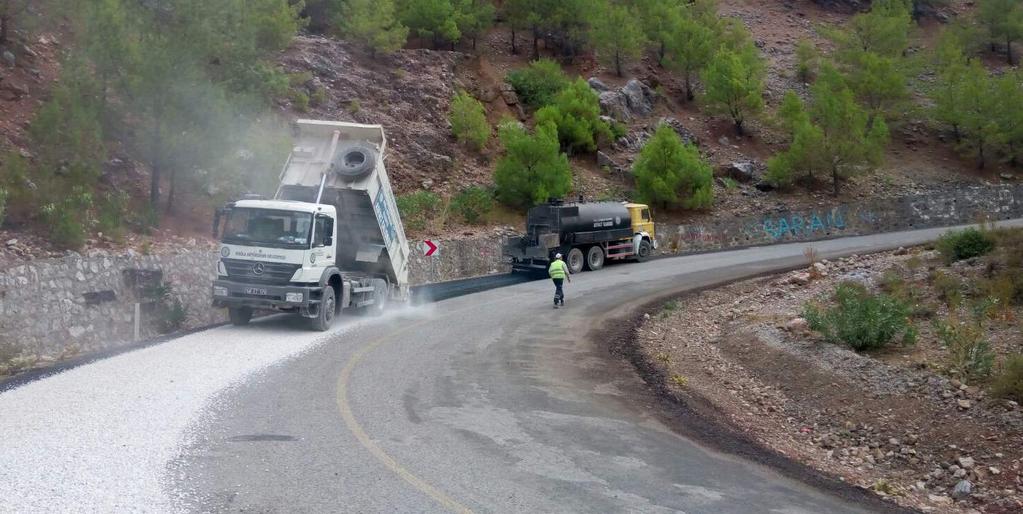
left=548, top=259, right=568, bottom=279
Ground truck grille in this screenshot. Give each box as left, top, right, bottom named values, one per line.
left=223, top=258, right=302, bottom=285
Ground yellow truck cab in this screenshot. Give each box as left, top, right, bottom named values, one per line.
left=626, top=203, right=655, bottom=243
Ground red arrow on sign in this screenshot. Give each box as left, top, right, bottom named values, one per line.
left=423, top=240, right=438, bottom=256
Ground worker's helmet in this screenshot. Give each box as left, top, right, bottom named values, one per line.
left=555, top=253, right=563, bottom=259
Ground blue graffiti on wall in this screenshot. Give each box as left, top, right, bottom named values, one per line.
left=763, top=209, right=846, bottom=240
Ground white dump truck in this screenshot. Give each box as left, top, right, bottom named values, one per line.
left=212, top=120, right=410, bottom=330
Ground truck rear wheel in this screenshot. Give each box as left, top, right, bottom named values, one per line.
left=636, top=240, right=652, bottom=262
left=228, top=307, right=253, bottom=326
left=585, top=246, right=605, bottom=271
left=311, top=286, right=337, bottom=331
left=365, top=279, right=388, bottom=316
left=566, top=248, right=585, bottom=274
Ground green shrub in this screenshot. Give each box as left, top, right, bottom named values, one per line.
left=97, top=191, right=129, bottom=241
left=289, top=89, right=310, bottom=112
left=449, top=91, right=490, bottom=151
left=40, top=187, right=93, bottom=250
left=450, top=186, right=493, bottom=224
left=534, top=78, right=611, bottom=155
left=930, top=270, right=964, bottom=309
left=936, top=227, right=995, bottom=263
left=396, top=191, right=442, bottom=231
left=494, top=121, right=572, bottom=207
left=934, top=316, right=994, bottom=381
left=803, top=282, right=916, bottom=351
left=992, top=354, right=1023, bottom=402
left=505, top=59, right=570, bottom=108
left=0, top=187, right=7, bottom=227
left=310, top=87, right=328, bottom=107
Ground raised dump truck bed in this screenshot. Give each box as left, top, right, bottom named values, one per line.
left=212, top=120, right=410, bottom=330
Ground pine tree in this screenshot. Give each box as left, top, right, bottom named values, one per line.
left=633, top=124, right=713, bottom=209
left=663, top=13, right=715, bottom=101
left=399, top=0, right=461, bottom=49
left=844, top=51, right=908, bottom=129
left=702, top=45, right=765, bottom=136
left=994, top=72, right=1023, bottom=165
left=978, top=0, right=1023, bottom=65
left=494, top=121, right=572, bottom=207
left=533, top=78, right=611, bottom=154
left=636, top=0, right=681, bottom=64
left=454, top=0, right=494, bottom=50
left=591, top=2, right=645, bottom=77
left=449, top=90, right=490, bottom=150
left=770, top=68, right=888, bottom=195
left=343, top=0, right=409, bottom=56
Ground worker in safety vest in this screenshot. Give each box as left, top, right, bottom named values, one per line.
left=548, top=253, right=571, bottom=308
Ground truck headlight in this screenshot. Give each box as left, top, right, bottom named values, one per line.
left=285, top=292, right=304, bottom=303
left=213, top=286, right=228, bottom=297
left=217, top=261, right=228, bottom=276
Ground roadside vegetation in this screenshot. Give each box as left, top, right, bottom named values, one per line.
left=2, top=0, right=1023, bottom=247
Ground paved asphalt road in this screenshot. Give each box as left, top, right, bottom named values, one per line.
left=4, top=221, right=1022, bottom=513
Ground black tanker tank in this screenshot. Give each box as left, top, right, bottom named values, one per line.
left=528, top=201, right=631, bottom=235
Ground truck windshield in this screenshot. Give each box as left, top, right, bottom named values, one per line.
left=221, top=208, right=313, bottom=249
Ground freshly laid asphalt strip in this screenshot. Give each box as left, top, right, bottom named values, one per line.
left=3, top=220, right=1021, bottom=513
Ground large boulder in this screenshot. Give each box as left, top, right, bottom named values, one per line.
left=616, top=117, right=697, bottom=152
left=591, top=78, right=655, bottom=122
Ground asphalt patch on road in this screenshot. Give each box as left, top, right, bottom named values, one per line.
left=595, top=285, right=920, bottom=514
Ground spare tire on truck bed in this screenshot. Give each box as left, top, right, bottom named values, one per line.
left=331, top=142, right=377, bottom=179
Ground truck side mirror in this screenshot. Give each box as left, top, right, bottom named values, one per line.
left=324, top=235, right=333, bottom=246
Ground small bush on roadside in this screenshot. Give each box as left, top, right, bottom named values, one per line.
left=936, top=227, right=995, bottom=264
left=505, top=59, right=570, bottom=108
left=396, top=191, right=443, bottom=231
left=934, top=315, right=995, bottom=381
left=992, top=354, right=1023, bottom=402
left=930, top=270, right=964, bottom=309
left=449, top=186, right=493, bottom=224
left=803, top=282, right=916, bottom=351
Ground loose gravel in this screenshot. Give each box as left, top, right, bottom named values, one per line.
left=0, top=315, right=373, bottom=513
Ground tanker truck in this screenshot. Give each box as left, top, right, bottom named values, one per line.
left=503, top=200, right=657, bottom=275
left=211, top=120, right=410, bottom=330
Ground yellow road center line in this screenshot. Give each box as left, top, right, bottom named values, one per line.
left=335, top=296, right=524, bottom=513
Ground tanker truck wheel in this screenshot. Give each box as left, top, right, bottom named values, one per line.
left=585, top=246, right=605, bottom=271
left=635, top=240, right=652, bottom=262
left=567, top=248, right=585, bottom=274
left=228, top=307, right=253, bottom=326
left=311, top=286, right=337, bottom=331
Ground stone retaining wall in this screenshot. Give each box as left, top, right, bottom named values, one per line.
left=655, top=185, right=1023, bottom=254
left=3, top=185, right=1022, bottom=368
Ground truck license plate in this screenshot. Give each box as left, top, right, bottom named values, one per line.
left=246, top=287, right=267, bottom=296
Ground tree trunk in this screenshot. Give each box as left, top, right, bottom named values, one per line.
left=615, top=52, right=622, bottom=77
left=472, top=36, right=477, bottom=51
left=1008, top=37, right=1015, bottom=66
left=977, top=142, right=986, bottom=170
left=684, top=75, right=694, bottom=101
left=734, top=118, right=745, bottom=136
left=832, top=165, right=839, bottom=197
left=952, top=124, right=961, bottom=143
left=150, top=103, right=163, bottom=215
left=511, top=29, right=517, bottom=54
left=166, top=168, right=177, bottom=215
left=658, top=41, right=665, bottom=65
left=533, top=33, right=540, bottom=60
left=0, top=14, right=8, bottom=46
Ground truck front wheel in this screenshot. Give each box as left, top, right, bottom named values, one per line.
left=636, top=240, right=652, bottom=262
left=228, top=307, right=253, bottom=326
left=311, top=286, right=337, bottom=331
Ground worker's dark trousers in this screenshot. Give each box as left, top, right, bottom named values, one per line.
left=552, top=278, right=564, bottom=303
